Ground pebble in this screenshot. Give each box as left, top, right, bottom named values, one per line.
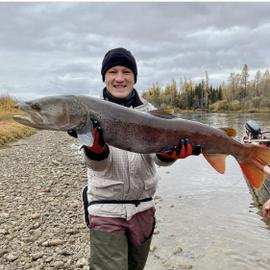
left=41, top=239, right=64, bottom=247
left=51, top=160, right=60, bottom=166
left=5, top=253, right=18, bottom=262
left=30, top=222, right=41, bottom=230
left=30, top=213, right=41, bottom=219
left=54, top=261, right=65, bottom=268
left=0, top=249, right=8, bottom=257
left=76, top=257, right=89, bottom=267
left=0, top=229, right=8, bottom=235
left=0, top=213, right=9, bottom=219
left=44, top=257, right=53, bottom=263
left=58, top=249, right=73, bottom=256
left=66, top=228, right=79, bottom=235
left=31, top=252, right=44, bottom=261
left=173, top=246, right=183, bottom=255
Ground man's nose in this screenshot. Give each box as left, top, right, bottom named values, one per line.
left=115, top=72, right=124, bottom=81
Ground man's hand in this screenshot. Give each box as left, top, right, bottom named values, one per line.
left=87, top=119, right=107, bottom=154
left=262, top=199, right=270, bottom=218
left=157, top=138, right=201, bottom=161
left=67, top=119, right=107, bottom=154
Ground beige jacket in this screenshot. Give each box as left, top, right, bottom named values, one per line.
left=84, top=99, right=174, bottom=220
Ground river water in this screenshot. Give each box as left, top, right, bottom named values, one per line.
left=146, top=113, right=270, bottom=270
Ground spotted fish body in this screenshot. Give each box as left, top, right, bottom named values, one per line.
left=13, top=95, right=270, bottom=188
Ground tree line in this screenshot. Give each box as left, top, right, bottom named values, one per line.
left=142, top=64, right=270, bottom=112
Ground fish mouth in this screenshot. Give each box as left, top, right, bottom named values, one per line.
left=13, top=103, right=44, bottom=128
left=13, top=114, right=38, bottom=128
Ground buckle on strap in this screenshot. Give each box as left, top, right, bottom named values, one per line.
left=88, top=197, right=153, bottom=207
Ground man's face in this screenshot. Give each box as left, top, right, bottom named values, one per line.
left=104, top=65, right=135, bottom=99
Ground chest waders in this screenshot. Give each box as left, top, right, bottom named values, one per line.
left=82, top=186, right=155, bottom=270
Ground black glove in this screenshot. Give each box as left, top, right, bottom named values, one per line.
left=67, top=129, right=78, bottom=138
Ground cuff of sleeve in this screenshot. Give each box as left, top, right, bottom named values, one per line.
left=156, top=154, right=175, bottom=162
left=82, top=145, right=110, bottom=161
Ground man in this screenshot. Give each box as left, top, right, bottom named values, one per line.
left=262, top=199, right=270, bottom=218
left=69, top=48, right=201, bottom=270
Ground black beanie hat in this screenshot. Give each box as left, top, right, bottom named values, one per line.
left=101, top=48, right=137, bottom=83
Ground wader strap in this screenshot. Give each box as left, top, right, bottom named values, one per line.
left=82, top=185, right=90, bottom=228
left=88, top=197, right=153, bottom=207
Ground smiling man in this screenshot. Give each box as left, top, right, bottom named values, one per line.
left=101, top=48, right=142, bottom=106
left=68, top=48, right=201, bottom=270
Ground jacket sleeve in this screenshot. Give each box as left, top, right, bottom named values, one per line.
left=152, top=154, right=176, bottom=167
left=82, top=145, right=112, bottom=172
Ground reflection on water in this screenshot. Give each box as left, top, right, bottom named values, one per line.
left=146, top=113, right=270, bottom=270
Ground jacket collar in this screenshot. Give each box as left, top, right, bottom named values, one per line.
left=103, top=88, right=143, bottom=108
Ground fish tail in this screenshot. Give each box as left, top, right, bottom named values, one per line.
left=238, top=145, right=270, bottom=188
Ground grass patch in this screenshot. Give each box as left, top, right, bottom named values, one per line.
left=0, top=95, right=17, bottom=111
left=0, top=119, right=36, bottom=145
left=0, top=95, right=36, bottom=145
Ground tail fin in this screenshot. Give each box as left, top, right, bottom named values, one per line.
left=239, top=145, right=270, bottom=188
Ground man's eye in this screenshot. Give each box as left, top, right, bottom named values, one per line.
left=123, top=71, right=131, bottom=74
left=109, top=70, right=117, bottom=74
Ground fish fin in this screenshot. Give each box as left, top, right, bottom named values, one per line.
left=203, top=154, right=227, bottom=174
left=77, top=131, right=93, bottom=146
left=148, top=108, right=177, bottom=119
left=77, top=119, right=93, bottom=146
left=239, top=162, right=265, bottom=188
left=238, top=145, right=270, bottom=188
left=219, top=127, right=237, bottom=137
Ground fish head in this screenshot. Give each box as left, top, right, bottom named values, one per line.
left=13, top=96, right=87, bottom=130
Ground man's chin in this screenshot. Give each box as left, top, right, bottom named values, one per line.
left=112, top=89, right=131, bottom=99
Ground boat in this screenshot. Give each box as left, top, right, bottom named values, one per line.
left=243, top=120, right=270, bottom=205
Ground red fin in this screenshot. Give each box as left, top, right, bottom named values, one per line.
left=219, top=127, right=237, bottom=137
left=203, top=154, right=227, bottom=174
left=239, top=162, right=264, bottom=188
left=239, top=145, right=270, bottom=188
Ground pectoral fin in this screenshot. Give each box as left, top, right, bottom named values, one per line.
left=203, top=154, right=227, bottom=174
left=77, top=119, right=93, bottom=146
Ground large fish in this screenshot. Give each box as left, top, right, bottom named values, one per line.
left=13, top=95, right=270, bottom=188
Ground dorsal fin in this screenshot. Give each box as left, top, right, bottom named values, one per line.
left=148, top=108, right=177, bottom=119
left=219, top=127, right=237, bottom=137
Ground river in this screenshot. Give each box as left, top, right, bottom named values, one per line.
left=146, top=113, right=270, bottom=270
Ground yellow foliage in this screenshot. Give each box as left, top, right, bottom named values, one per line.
left=0, top=95, right=25, bottom=121
left=0, top=95, right=17, bottom=111
left=0, top=119, right=36, bottom=145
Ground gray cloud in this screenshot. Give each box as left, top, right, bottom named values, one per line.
left=0, top=2, right=270, bottom=100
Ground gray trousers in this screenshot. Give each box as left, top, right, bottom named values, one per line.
left=90, top=229, right=153, bottom=270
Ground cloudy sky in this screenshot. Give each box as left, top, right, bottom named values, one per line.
left=1, top=2, right=270, bottom=100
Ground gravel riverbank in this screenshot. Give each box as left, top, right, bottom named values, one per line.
left=1, top=130, right=169, bottom=270
left=0, top=131, right=90, bottom=270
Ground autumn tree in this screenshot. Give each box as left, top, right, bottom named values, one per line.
left=240, top=64, right=249, bottom=100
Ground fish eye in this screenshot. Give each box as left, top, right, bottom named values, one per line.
left=31, top=103, right=41, bottom=110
